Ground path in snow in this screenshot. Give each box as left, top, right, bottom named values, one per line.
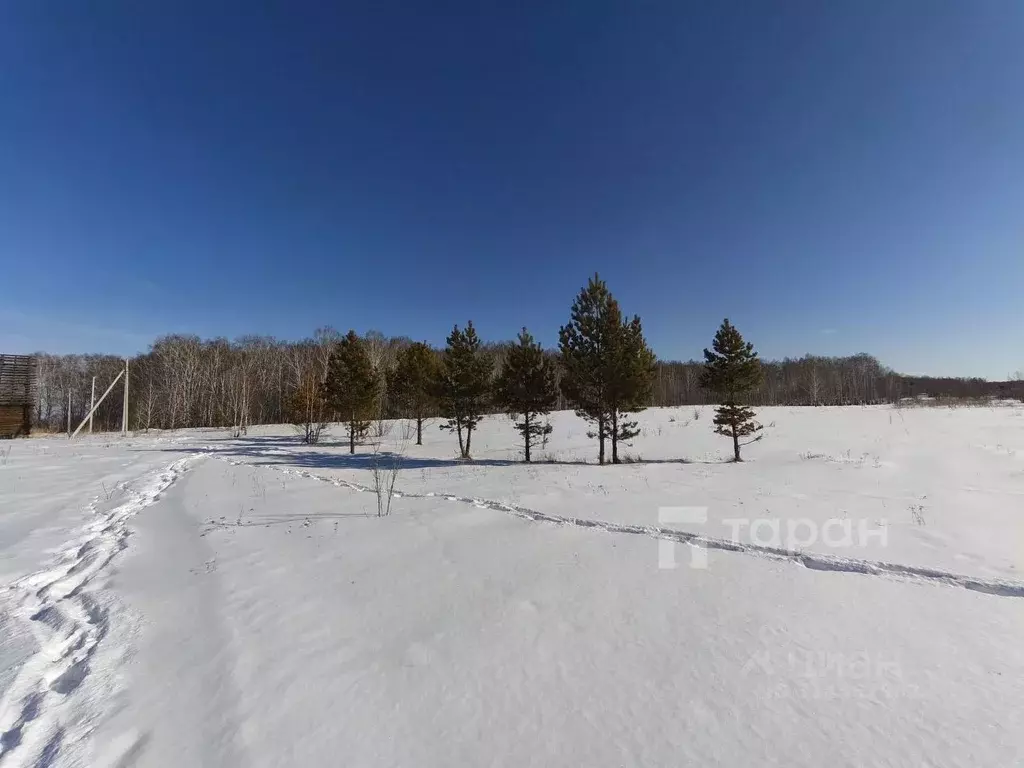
left=0, top=457, right=198, bottom=768
left=206, top=456, right=1024, bottom=600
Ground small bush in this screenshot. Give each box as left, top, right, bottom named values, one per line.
left=908, top=504, right=926, bottom=526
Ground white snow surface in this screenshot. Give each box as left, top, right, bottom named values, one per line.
left=1, top=405, right=1023, bottom=767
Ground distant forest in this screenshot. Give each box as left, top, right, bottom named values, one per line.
left=29, top=329, right=1024, bottom=434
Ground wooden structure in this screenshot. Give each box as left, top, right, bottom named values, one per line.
left=0, top=355, right=37, bottom=438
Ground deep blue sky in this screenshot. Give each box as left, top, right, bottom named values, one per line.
left=1, top=2, right=1021, bottom=378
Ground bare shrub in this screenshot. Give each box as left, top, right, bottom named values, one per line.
left=369, top=423, right=410, bottom=517
left=540, top=419, right=552, bottom=450
left=287, top=375, right=330, bottom=444
left=396, top=418, right=419, bottom=444
left=371, top=417, right=392, bottom=440
left=909, top=504, right=926, bottom=526
left=370, top=455, right=400, bottom=517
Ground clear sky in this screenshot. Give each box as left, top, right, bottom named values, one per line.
left=1, top=1, right=1021, bottom=378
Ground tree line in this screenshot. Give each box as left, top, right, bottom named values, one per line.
left=303, top=274, right=762, bottom=463
left=28, top=274, right=1023, bottom=447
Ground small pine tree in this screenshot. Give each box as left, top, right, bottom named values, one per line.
left=701, top=319, right=764, bottom=461
left=390, top=341, right=441, bottom=445
left=606, top=313, right=657, bottom=462
left=437, top=322, right=491, bottom=459
left=559, top=274, right=656, bottom=464
left=495, top=328, right=558, bottom=463
left=322, top=330, right=380, bottom=454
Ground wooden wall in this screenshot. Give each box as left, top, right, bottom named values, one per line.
left=0, top=355, right=37, bottom=438
left=0, top=405, right=30, bottom=438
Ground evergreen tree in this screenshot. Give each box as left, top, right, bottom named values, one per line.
left=606, top=313, right=657, bottom=462
left=701, top=319, right=764, bottom=461
left=390, top=341, right=440, bottom=445
left=322, top=330, right=380, bottom=454
left=495, top=328, right=558, bottom=462
left=559, top=274, right=656, bottom=464
left=437, top=322, right=491, bottom=459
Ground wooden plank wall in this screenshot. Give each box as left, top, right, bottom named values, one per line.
left=0, top=355, right=37, bottom=437
left=0, top=405, right=30, bottom=438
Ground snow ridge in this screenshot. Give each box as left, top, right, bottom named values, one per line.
left=248, top=461, right=1024, bottom=600
left=0, top=456, right=198, bottom=768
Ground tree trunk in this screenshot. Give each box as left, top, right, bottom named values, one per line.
left=416, top=415, right=423, bottom=445
left=524, top=413, right=531, bottom=463
left=597, top=414, right=605, bottom=465
left=733, top=427, right=741, bottom=462
left=464, top=422, right=472, bottom=459
left=456, top=419, right=465, bottom=458
left=611, top=411, right=619, bottom=464
left=349, top=412, right=356, bottom=454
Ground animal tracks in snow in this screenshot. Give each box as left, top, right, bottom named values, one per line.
left=213, top=457, right=1024, bottom=600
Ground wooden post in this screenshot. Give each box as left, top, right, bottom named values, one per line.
left=71, top=368, right=124, bottom=438
left=122, top=359, right=129, bottom=436
left=89, top=377, right=96, bottom=434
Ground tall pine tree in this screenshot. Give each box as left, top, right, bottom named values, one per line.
left=701, top=319, right=764, bottom=461
left=390, top=341, right=440, bottom=445
left=322, top=330, right=380, bottom=454
left=606, top=313, right=657, bottom=462
left=559, top=274, right=656, bottom=464
left=495, top=328, right=558, bottom=463
left=437, top=322, right=491, bottom=459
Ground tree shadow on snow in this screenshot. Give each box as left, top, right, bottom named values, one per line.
left=137, top=439, right=727, bottom=471
left=134, top=441, right=518, bottom=471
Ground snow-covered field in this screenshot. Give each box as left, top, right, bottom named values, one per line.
left=1, top=405, right=1023, bottom=767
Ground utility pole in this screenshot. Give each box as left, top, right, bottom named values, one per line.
left=122, top=358, right=129, bottom=436
left=71, top=369, right=124, bottom=439
left=89, top=376, right=96, bottom=434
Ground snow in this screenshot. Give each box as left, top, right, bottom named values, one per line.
left=2, top=405, right=1023, bottom=766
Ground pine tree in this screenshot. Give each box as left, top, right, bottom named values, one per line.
left=495, top=328, right=558, bottom=463
left=437, top=322, right=491, bottom=459
left=559, top=274, right=656, bottom=464
left=606, top=313, right=657, bottom=462
left=701, top=319, right=764, bottom=461
left=322, top=330, right=380, bottom=454
left=390, top=341, right=440, bottom=445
